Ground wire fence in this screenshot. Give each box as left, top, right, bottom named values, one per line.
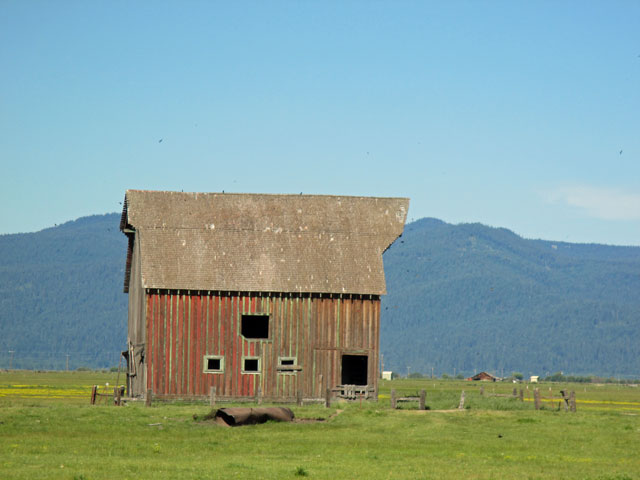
left=0, top=351, right=124, bottom=371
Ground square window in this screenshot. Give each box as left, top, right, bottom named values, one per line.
left=241, top=314, right=269, bottom=339
left=243, top=357, right=260, bottom=373
left=203, top=355, right=224, bottom=373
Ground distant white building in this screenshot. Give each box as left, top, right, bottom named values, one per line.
left=382, top=371, right=393, bottom=381
left=530, top=375, right=539, bottom=383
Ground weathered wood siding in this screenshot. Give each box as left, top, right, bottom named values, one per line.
left=144, top=290, right=380, bottom=400
left=126, top=234, right=146, bottom=396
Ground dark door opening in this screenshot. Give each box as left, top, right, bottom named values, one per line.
left=341, top=354, right=368, bottom=385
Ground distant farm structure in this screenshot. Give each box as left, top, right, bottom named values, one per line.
left=120, top=190, right=408, bottom=402
left=467, top=371, right=498, bottom=382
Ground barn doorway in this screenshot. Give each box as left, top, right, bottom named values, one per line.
left=341, top=354, right=368, bottom=385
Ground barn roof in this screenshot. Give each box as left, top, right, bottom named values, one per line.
left=120, top=190, right=408, bottom=295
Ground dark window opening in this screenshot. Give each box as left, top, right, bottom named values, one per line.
left=280, top=358, right=295, bottom=366
left=203, top=355, right=224, bottom=373
left=341, top=355, right=368, bottom=385
left=243, top=358, right=260, bottom=373
left=241, top=314, right=269, bottom=339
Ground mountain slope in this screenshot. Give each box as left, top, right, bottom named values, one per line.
left=380, top=218, right=640, bottom=377
left=0, top=214, right=127, bottom=369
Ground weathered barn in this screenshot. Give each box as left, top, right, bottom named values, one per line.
left=466, top=371, right=498, bottom=382
left=120, top=190, right=408, bottom=401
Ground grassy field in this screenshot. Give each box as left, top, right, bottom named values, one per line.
left=0, top=371, right=638, bottom=479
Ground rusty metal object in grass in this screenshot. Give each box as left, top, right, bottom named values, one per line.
left=207, top=407, right=295, bottom=427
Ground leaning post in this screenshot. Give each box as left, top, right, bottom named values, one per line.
left=458, top=391, right=465, bottom=410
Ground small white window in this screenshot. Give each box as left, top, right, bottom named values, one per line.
left=203, top=355, right=224, bottom=373
left=277, top=357, right=299, bottom=374
left=242, top=356, right=261, bottom=374
left=278, top=357, right=296, bottom=367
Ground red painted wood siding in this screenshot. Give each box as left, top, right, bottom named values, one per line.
left=145, top=291, right=380, bottom=399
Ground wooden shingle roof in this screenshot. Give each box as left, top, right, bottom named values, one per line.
left=121, top=190, right=408, bottom=295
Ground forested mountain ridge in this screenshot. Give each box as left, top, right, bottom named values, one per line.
left=0, top=214, right=127, bottom=369
left=0, top=214, right=638, bottom=377
left=380, top=218, right=640, bottom=378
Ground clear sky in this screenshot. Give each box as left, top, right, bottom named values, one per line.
left=2, top=1, right=639, bottom=245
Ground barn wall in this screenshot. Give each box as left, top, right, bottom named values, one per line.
left=143, top=290, right=380, bottom=400
left=127, top=234, right=146, bottom=396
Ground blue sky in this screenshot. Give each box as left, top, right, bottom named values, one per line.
left=2, top=1, right=639, bottom=245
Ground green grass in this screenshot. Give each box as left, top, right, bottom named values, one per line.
left=1, top=372, right=639, bottom=479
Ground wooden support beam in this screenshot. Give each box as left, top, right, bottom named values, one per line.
left=146, top=389, right=152, bottom=407
left=419, top=389, right=426, bottom=410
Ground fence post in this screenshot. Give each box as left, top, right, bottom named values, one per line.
left=512, top=387, right=517, bottom=397
left=519, top=389, right=524, bottom=402
left=90, top=385, right=97, bottom=405
left=569, top=391, right=576, bottom=412
left=297, top=389, right=303, bottom=407
left=534, top=388, right=541, bottom=410
left=114, top=386, right=121, bottom=406
left=256, top=386, right=262, bottom=405
left=560, top=390, right=569, bottom=411
left=419, top=389, right=426, bottom=410
left=458, top=391, right=465, bottom=410
left=480, top=385, right=484, bottom=396
left=209, top=386, right=216, bottom=407
left=146, top=388, right=152, bottom=407
left=391, top=389, right=397, bottom=409
left=325, top=388, right=331, bottom=408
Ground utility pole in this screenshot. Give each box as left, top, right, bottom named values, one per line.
left=9, top=350, right=14, bottom=370
left=380, top=354, right=384, bottom=378
left=431, top=366, right=434, bottom=379
left=407, top=366, right=411, bottom=378
left=66, top=354, right=70, bottom=371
